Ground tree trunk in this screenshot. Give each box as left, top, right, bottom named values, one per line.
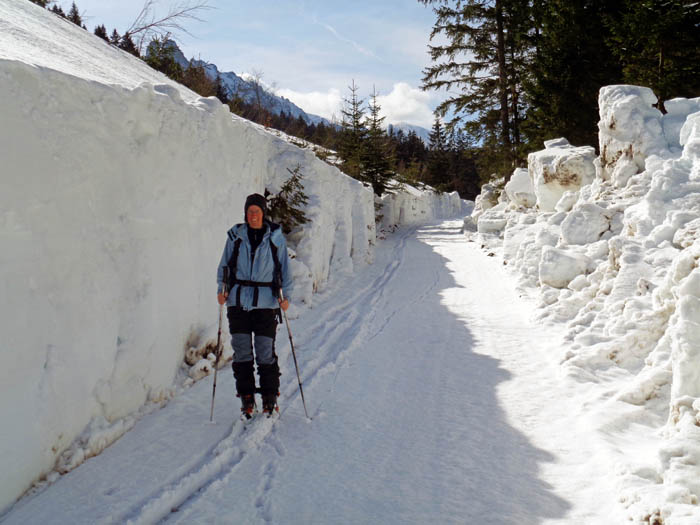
left=495, top=0, right=512, bottom=177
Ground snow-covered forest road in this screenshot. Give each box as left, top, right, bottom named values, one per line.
left=4, top=221, right=614, bottom=524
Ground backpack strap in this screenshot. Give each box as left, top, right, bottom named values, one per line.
left=269, top=241, right=282, bottom=297
left=226, top=237, right=242, bottom=307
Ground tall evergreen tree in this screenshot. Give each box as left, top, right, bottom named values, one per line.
left=338, top=80, right=367, bottom=180
left=427, top=116, right=451, bottom=190
left=94, top=25, right=109, bottom=42
left=145, top=37, right=184, bottom=81
left=67, top=2, right=82, bottom=27
left=420, top=0, right=531, bottom=181
left=181, top=61, right=216, bottom=97
left=51, top=5, right=66, bottom=17
left=109, top=29, right=121, bottom=46
left=266, top=165, right=310, bottom=235
left=446, top=129, right=481, bottom=199
left=215, top=75, right=230, bottom=104
left=523, top=0, right=623, bottom=149
left=362, top=88, right=395, bottom=196
left=119, top=33, right=140, bottom=57
left=604, top=0, right=700, bottom=111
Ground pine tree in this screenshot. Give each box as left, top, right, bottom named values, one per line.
left=362, top=88, right=395, bottom=196
left=119, top=33, right=140, bottom=57
left=94, top=25, right=109, bottom=42
left=145, top=37, right=184, bottom=81
left=51, top=5, right=66, bottom=17
left=109, top=29, right=121, bottom=46
left=523, top=0, right=623, bottom=149
left=338, top=80, right=367, bottom=180
left=266, top=165, right=310, bottom=235
left=29, top=0, right=49, bottom=7
left=215, top=75, right=230, bottom=104
left=181, top=61, right=216, bottom=97
left=426, top=116, right=451, bottom=190
left=67, top=2, right=82, bottom=26
left=604, top=0, right=700, bottom=111
left=446, top=129, right=481, bottom=200
left=420, top=0, right=530, bottom=180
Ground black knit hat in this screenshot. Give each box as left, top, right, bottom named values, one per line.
left=244, top=193, right=267, bottom=220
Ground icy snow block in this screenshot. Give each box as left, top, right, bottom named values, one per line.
left=560, top=203, right=611, bottom=245
left=674, top=218, right=700, bottom=249
left=544, top=137, right=570, bottom=149
left=663, top=98, right=700, bottom=150
left=504, top=168, right=536, bottom=208
left=477, top=208, right=508, bottom=234
left=472, top=183, right=498, bottom=220
left=539, top=246, right=590, bottom=288
left=555, top=190, right=579, bottom=213
left=680, top=111, right=700, bottom=161
left=598, top=85, right=666, bottom=178
left=527, top=143, right=596, bottom=212
left=462, top=216, right=477, bottom=232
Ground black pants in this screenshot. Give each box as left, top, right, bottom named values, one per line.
left=227, top=307, right=280, bottom=396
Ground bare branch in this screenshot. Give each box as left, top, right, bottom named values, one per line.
left=125, top=0, right=213, bottom=53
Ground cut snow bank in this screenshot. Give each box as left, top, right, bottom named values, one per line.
left=0, top=0, right=466, bottom=511
left=0, top=60, right=372, bottom=513
left=379, top=181, right=470, bottom=228
left=469, top=84, right=700, bottom=523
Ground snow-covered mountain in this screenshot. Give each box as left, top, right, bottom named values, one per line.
left=166, top=41, right=328, bottom=126
left=388, top=122, right=432, bottom=144
left=169, top=42, right=433, bottom=141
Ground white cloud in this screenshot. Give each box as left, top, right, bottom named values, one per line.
left=318, top=22, right=380, bottom=60
left=276, top=88, right=344, bottom=122
left=277, top=83, right=436, bottom=129
left=376, top=83, right=435, bottom=129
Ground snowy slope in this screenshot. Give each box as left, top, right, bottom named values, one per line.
left=0, top=0, right=465, bottom=512
left=470, top=86, right=700, bottom=523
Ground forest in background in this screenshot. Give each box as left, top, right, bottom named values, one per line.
left=28, top=0, right=700, bottom=199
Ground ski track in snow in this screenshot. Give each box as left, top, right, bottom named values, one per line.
left=3, top=221, right=612, bottom=524
left=153, top=227, right=418, bottom=523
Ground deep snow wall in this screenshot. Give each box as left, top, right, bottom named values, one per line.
left=0, top=59, right=374, bottom=510
left=468, top=85, right=700, bottom=522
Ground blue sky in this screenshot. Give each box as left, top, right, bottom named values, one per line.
left=66, top=0, right=445, bottom=128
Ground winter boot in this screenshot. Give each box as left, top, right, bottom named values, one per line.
left=258, top=362, right=280, bottom=416
left=262, top=392, right=279, bottom=416
left=233, top=360, right=256, bottom=419
left=239, top=393, right=256, bottom=419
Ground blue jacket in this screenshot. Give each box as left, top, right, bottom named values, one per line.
left=217, top=221, right=292, bottom=310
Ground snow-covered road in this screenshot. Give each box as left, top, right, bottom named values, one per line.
left=3, top=221, right=615, bottom=524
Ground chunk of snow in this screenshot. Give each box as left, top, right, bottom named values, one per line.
left=504, top=168, right=536, bottom=208
left=528, top=143, right=596, bottom=211
left=539, top=246, right=591, bottom=288
left=560, top=203, right=611, bottom=245
left=598, top=85, right=667, bottom=180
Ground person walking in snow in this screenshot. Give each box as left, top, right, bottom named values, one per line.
left=217, top=193, right=292, bottom=418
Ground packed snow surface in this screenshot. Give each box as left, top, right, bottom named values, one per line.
left=2, top=221, right=621, bottom=524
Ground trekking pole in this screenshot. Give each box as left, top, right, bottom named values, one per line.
left=210, top=269, right=228, bottom=422
left=279, top=290, right=310, bottom=419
